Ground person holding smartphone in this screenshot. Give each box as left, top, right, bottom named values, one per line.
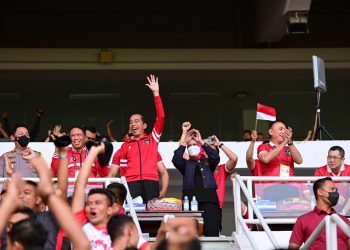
left=172, top=124, right=220, bottom=236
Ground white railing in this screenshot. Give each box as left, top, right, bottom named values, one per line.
left=301, top=214, right=350, bottom=250
left=232, top=175, right=350, bottom=250
left=233, top=175, right=280, bottom=249
left=0, top=176, right=143, bottom=238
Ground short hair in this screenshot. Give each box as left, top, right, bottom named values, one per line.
left=25, top=180, right=38, bottom=188
left=106, top=183, right=127, bottom=205
left=268, top=121, right=285, bottom=129
left=12, top=207, right=37, bottom=220
left=313, top=177, right=333, bottom=201
left=107, top=214, right=134, bottom=242
left=69, top=125, right=84, bottom=135
left=82, top=125, right=97, bottom=134
left=8, top=217, right=48, bottom=249
left=242, top=129, right=251, bottom=135
left=129, top=113, right=146, bottom=124
left=329, top=146, right=345, bottom=158
left=88, top=188, right=114, bottom=207
left=12, top=124, right=30, bottom=136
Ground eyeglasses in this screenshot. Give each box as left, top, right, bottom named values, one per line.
left=327, top=156, right=343, bottom=161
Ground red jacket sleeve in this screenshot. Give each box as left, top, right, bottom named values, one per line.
left=152, top=95, right=165, bottom=142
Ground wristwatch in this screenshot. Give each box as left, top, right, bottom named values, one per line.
left=288, top=141, right=293, bottom=146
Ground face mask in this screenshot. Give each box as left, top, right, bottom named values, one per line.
left=188, top=145, right=200, bottom=157
left=326, top=191, right=339, bottom=207
left=16, top=135, right=30, bottom=148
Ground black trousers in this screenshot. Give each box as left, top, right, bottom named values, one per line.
left=199, top=202, right=220, bottom=236
left=128, top=180, right=159, bottom=204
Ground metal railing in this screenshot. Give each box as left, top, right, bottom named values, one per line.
left=0, top=176, right=143, bottom=237
left=232, top=175, right=350, bottom=250
left=301, top=214, right=350, bottom=250
left=233, top=175, right=280, bottom=249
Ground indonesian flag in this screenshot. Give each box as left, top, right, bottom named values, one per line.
left=256, top=103, right=276, bottom=121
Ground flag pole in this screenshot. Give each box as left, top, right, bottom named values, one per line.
left=255, top=103, right=259, bottom=131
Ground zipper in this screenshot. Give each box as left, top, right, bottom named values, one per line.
left=138, top=141, right=142, bottom=180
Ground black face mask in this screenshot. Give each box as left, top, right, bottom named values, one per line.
left=326, top=191, right=339, bottom=207
left=16, top=135, right=30, bottom=148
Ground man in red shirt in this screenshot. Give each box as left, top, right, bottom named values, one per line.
left=314, top=146, right=350, bottom=177
left=258, top=121, right=303, bottom=177
left=314, top=146, right=350, bottom=215
left=289, top=177, right=350, bottom=250
left=108, top=75, right=165, bottom=203
left=51, top=126, right=109, bottom=178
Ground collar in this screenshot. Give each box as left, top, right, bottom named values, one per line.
left=127, top=133, right=148, bottom=142
left=70, top=145, right=87, bottom=153
left=314, top=206, right=336, bottom=215
left=12, top=147, right=28, bottom=153
left=269, top=141, right=288, bottom=148
left=91, top=224, right=108, bottom=234
left=326, top=164, right=345, bottom=176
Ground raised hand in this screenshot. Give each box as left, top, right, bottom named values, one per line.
left=285, top=127, right=293, bottom=143
left=7, top=173, right=24, bottom=207
left=21, top=148, right=37, bottom=161
left=4, top=152, right=15, bottom=176
left=251, top=130, right=258, bottom=142
left=192, top=129, right=203, bottom=144
left=146, top=74, right=159, bottom=96
left=182, top=121, right=191, bottom=134
left=211, top=135, right=220, bottom=147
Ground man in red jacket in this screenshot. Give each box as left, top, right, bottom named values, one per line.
left=51, top=126, right=109, bottom=178
left=108, top=75, right=165, bottom=203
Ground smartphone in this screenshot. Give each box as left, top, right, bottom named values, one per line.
left=203, top=137, right=215, bottom=145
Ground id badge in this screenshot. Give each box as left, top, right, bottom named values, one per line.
left=280, top=164, right=290, bottom=177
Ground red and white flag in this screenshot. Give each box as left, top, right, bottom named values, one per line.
left=256, top=103, right=276, bottom=121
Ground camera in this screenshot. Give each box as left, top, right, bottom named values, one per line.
left=203, top=137, right=215, bottom=145
left=85, top=136, right=113, bottom=166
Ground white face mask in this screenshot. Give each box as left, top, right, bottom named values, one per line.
left=188, top=145, right=200, bottom=157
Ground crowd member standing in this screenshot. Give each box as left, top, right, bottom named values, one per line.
left=110, top=131, right=169, bottom=199
left=178, top=121, right=237, bottom=233
left=289, top=177, right=350, bottom=249
left=258, top=121, right=303, bottom=177
left=173, top=126, right=220, bottom=236
left=50, top=125, right=109, bottom=178
left=0, top=125, right=41, bottom=178
left=108, top=74, right=165, bottom=204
